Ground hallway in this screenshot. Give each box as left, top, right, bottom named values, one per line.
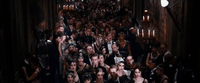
left=0, top=0, right=198, bottom=83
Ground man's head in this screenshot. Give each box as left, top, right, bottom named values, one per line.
left=160, top=43, right=168, bottom=53
left=106, top=33, right=112, bottom=41
left=148, top=60, right=157, bottom=70
left=69, top=19, right=74, bottom=25
left=112, top=43, right=119, bottom=53
left=86, top=45, right=95, bottom=55
left=151, top=45, right=157, bottom=53
left=125, top=55, right=134, bottom=66
left=71, top=30, right=78, bottom=38
left=85, top=27, right=92, bottom=36
left=109, top=66, right=118, bottom=79
left=91, top=54, right=99, bottom=67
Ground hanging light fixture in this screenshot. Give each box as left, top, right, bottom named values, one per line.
left=161, top=0, right=185, bottom=32
left=161, top=0, right=169, bottom=7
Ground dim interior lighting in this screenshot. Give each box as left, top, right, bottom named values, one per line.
left=160, top=0, right=185, bottom=32
left=161, top=0, right=169, bottom=7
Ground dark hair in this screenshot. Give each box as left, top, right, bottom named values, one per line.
left=65, top=69, right=75, bottom=80
left=97, top=53, right=105, bottom=59
left=68, top=59, right=77, bottom=65
left=104, top=26, right=111, bottom=31
left=95, top=67, right=104, bottom=75
left=157, top=63, right=166, bottom=72
left=161, top=43, right=168, bottom=48
left=125, top=55, right=133, bottom=60
left=118, top=32, right=125, bottom=36
left=29, top=57, right=39, bottom=66
left=71, top=30, right=77, bottom=34
left=130, top=66, right=143, bottom=78
left=151, top=44, right=158, bottom=49
left=44, top=29, right=53, bottom=40
left=57, top=31, right=64, bottom=37
left=91, top=53, right=98, bottom=58
left=76, top=53, right=84, bottom=59
left=82, top=73, right=92, bottom=81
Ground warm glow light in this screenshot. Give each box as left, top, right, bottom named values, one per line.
left=63, top=5, right=65, bottom=10
left=66, top=5, right=68, bottom=10
left=143, top=16, right=145, bottom=21
left=142, top=29, right=144, bottom=37
left=69, top=5, right=71, bottom=10
left=147, top=16, right=149, bottom=21
left=153, top=30, right=155, bottom=37
left=145, top=10, right=148, bottom=12
left=148, top=30, right=150, bottom=37
left=72, top=5, right=74, bottom=10
left=161, top=0, right=169, bottom=7
left=137, top=29, right=140, bottom=36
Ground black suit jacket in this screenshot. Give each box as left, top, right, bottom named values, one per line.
left=83, top=54, right=92, bottom=66
left=103, top=40, right=115, bottom=54
left=47, top=42, right=59, bottom=69
left=104, top=53, right=116, bottom=66
left=64, top=25, right=72, bottom=36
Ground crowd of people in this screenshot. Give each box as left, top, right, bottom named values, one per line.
left=19, top=0, right=196, bottom=83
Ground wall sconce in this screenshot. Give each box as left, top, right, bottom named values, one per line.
left=161, top=0, right=185, bottom=32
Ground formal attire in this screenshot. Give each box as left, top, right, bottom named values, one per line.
left=103, top=40, right=114, bottom=54
left=105, top=52, right=124, bottom=66
left=47, top=40, right=60, bottom=83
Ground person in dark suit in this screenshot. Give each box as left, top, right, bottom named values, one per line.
left=46, top=30, right=60, bottom=83
left=103, top=33, right=115, bottom=55
left=81, top=27, right=96, bottom=46
left=107, top=66, right=124, bottom=83
left=104, top=42, right=124, bottom=66
left=127, top=27, right=137, bottom=60
left=85, top=54, right=108, bottom=82
left=64, top=19, right=75, bottom=37
left=144, top=60, right=159, bottom=83
left=83, top=45, right=95, bottom=66
left=19, top=52, right=34, bottom=83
